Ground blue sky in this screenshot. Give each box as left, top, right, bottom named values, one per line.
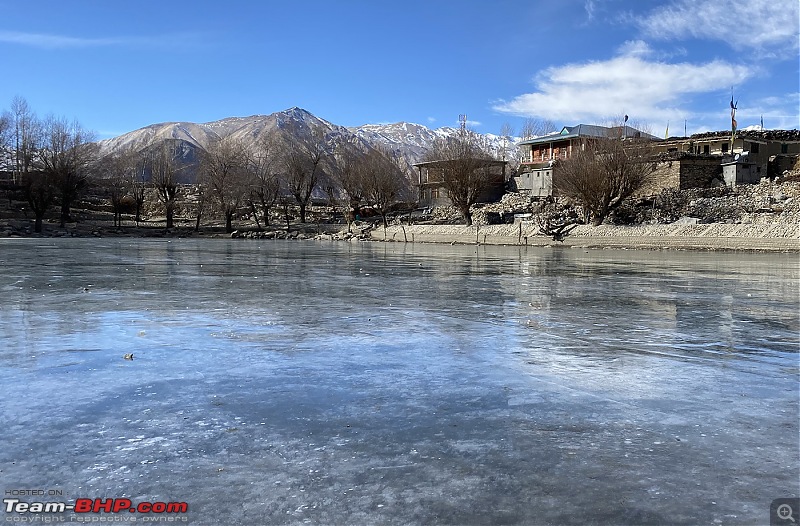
left=1, top=0, right=797, bottom=139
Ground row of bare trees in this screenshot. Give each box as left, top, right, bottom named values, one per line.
left=1, top=96, right=657, bottom=232
left=194, top=129, right=411, bottom=232
left=0, top=97, right=417, bottom=233
left=0, top=97, right=99, bottom=232
left=101, top=135, right=408, bottom=233
left=336, top=143, right=410, bottom=228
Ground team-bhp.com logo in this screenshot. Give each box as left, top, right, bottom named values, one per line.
left=4, top=497, right=188, bottom=522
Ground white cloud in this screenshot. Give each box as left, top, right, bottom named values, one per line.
left=0, top=31, right=123, bottom=48
left=584, top=1, right=596, bottom=22
left=617, top=40, right=651, bottom=58
left=635, top=0, right=799, bottom=56
left=493, top=52, right=752, bottom=126
left=0, top=30, right=204, bottom=50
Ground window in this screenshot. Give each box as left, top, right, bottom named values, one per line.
left=750, top=142, right=760, bottom=153
left=722, top=143, right=729, bottom=153
left=703, top=145, right=710, bottom=155
left=782, top=143, right=789, bottom=154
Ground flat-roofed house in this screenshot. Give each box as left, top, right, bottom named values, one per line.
left=512, top=124, right=656, bottom=197
left=414, top=158, right=507, bottom=209
left=651, top=129, right=800, bottom=186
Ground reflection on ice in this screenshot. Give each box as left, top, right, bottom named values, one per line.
left=0, top=239, right=797, bottom=524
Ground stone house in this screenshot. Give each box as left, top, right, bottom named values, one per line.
left=651, top=130, right=800, bottom=184
left=652, top=132, right=770, bottom=181
left=414, top=159, right=507, bottom=208
left=644, top=153, right=724, bottom=193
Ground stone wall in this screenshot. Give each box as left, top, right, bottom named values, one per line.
left=678, top=157, right=722, bottom=189
left=769, top=155, right=800, bottom=178
left=644, top=156, right=721, bottom=196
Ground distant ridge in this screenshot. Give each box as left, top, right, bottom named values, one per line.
left=99, top=108, right=520, bottom=175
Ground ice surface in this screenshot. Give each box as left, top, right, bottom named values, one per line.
left=0, top=239, right=797, bottom=524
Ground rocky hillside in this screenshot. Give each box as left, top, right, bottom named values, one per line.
left=98, top=108, right=518, bottom=181
left=98, top=108, right=368, bottom=182
left=97, top=107, right=354, bottom=155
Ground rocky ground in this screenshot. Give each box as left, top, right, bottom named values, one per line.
left=368, top=172, right=800, bottom=252
left=464, top=176, right=800, bottom=228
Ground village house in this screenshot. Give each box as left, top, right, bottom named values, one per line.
left=514, top=125, right=800, bottom=196
left=651, top=129, right=800, bottom=187
left=414, top=159, right=507, bottom=209
left=512, top=124, right=656, bottom=197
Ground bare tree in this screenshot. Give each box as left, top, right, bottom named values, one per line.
left=499, top=122, right=523, bottom=174
left=499, top=123, right=514, bottom=162
left=3, top=99, right=49, bottom=232
left=0, top=111, right=10, bottom=166
left=201, top=135, right=249, bottom=233
left=0, top=110, right=12, bottom=203
left=146, top=140, right=181, bottom=229
left=362, top=146, right=410, bottom=228
left=334, top=142, right=369, bottom=229
left=97, top=151, right=132, bottom=228
left=535, top=200, right=579, bottom=241
left=246, top=133, right=281, bottom=228
left=423, top=131, right=497, bottom=226
left=10, top=96, right=39, bottom=184
left=24, top=171, right=55, bottom=233
left=281, top=126, right=329, bottom=223
left=554, top=131, right=656, bottom=226
left=520, top=117, right=556, bottom=139
left=37, top=115, right=98, bottom=227
left=192, top=183, right=207, bottom=232
left=130, top=152, right=149, bottom=225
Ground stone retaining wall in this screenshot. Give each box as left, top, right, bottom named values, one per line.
left=368, top=223, right=800, bottom=252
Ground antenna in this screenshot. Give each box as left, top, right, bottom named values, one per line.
left=458, top=114, right=467, bottom=133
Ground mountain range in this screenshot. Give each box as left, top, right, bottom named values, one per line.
left=98, top=107, right=520, bottom=181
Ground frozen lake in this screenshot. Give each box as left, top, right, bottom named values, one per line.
left=1, top=239, right=798, bottom=525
